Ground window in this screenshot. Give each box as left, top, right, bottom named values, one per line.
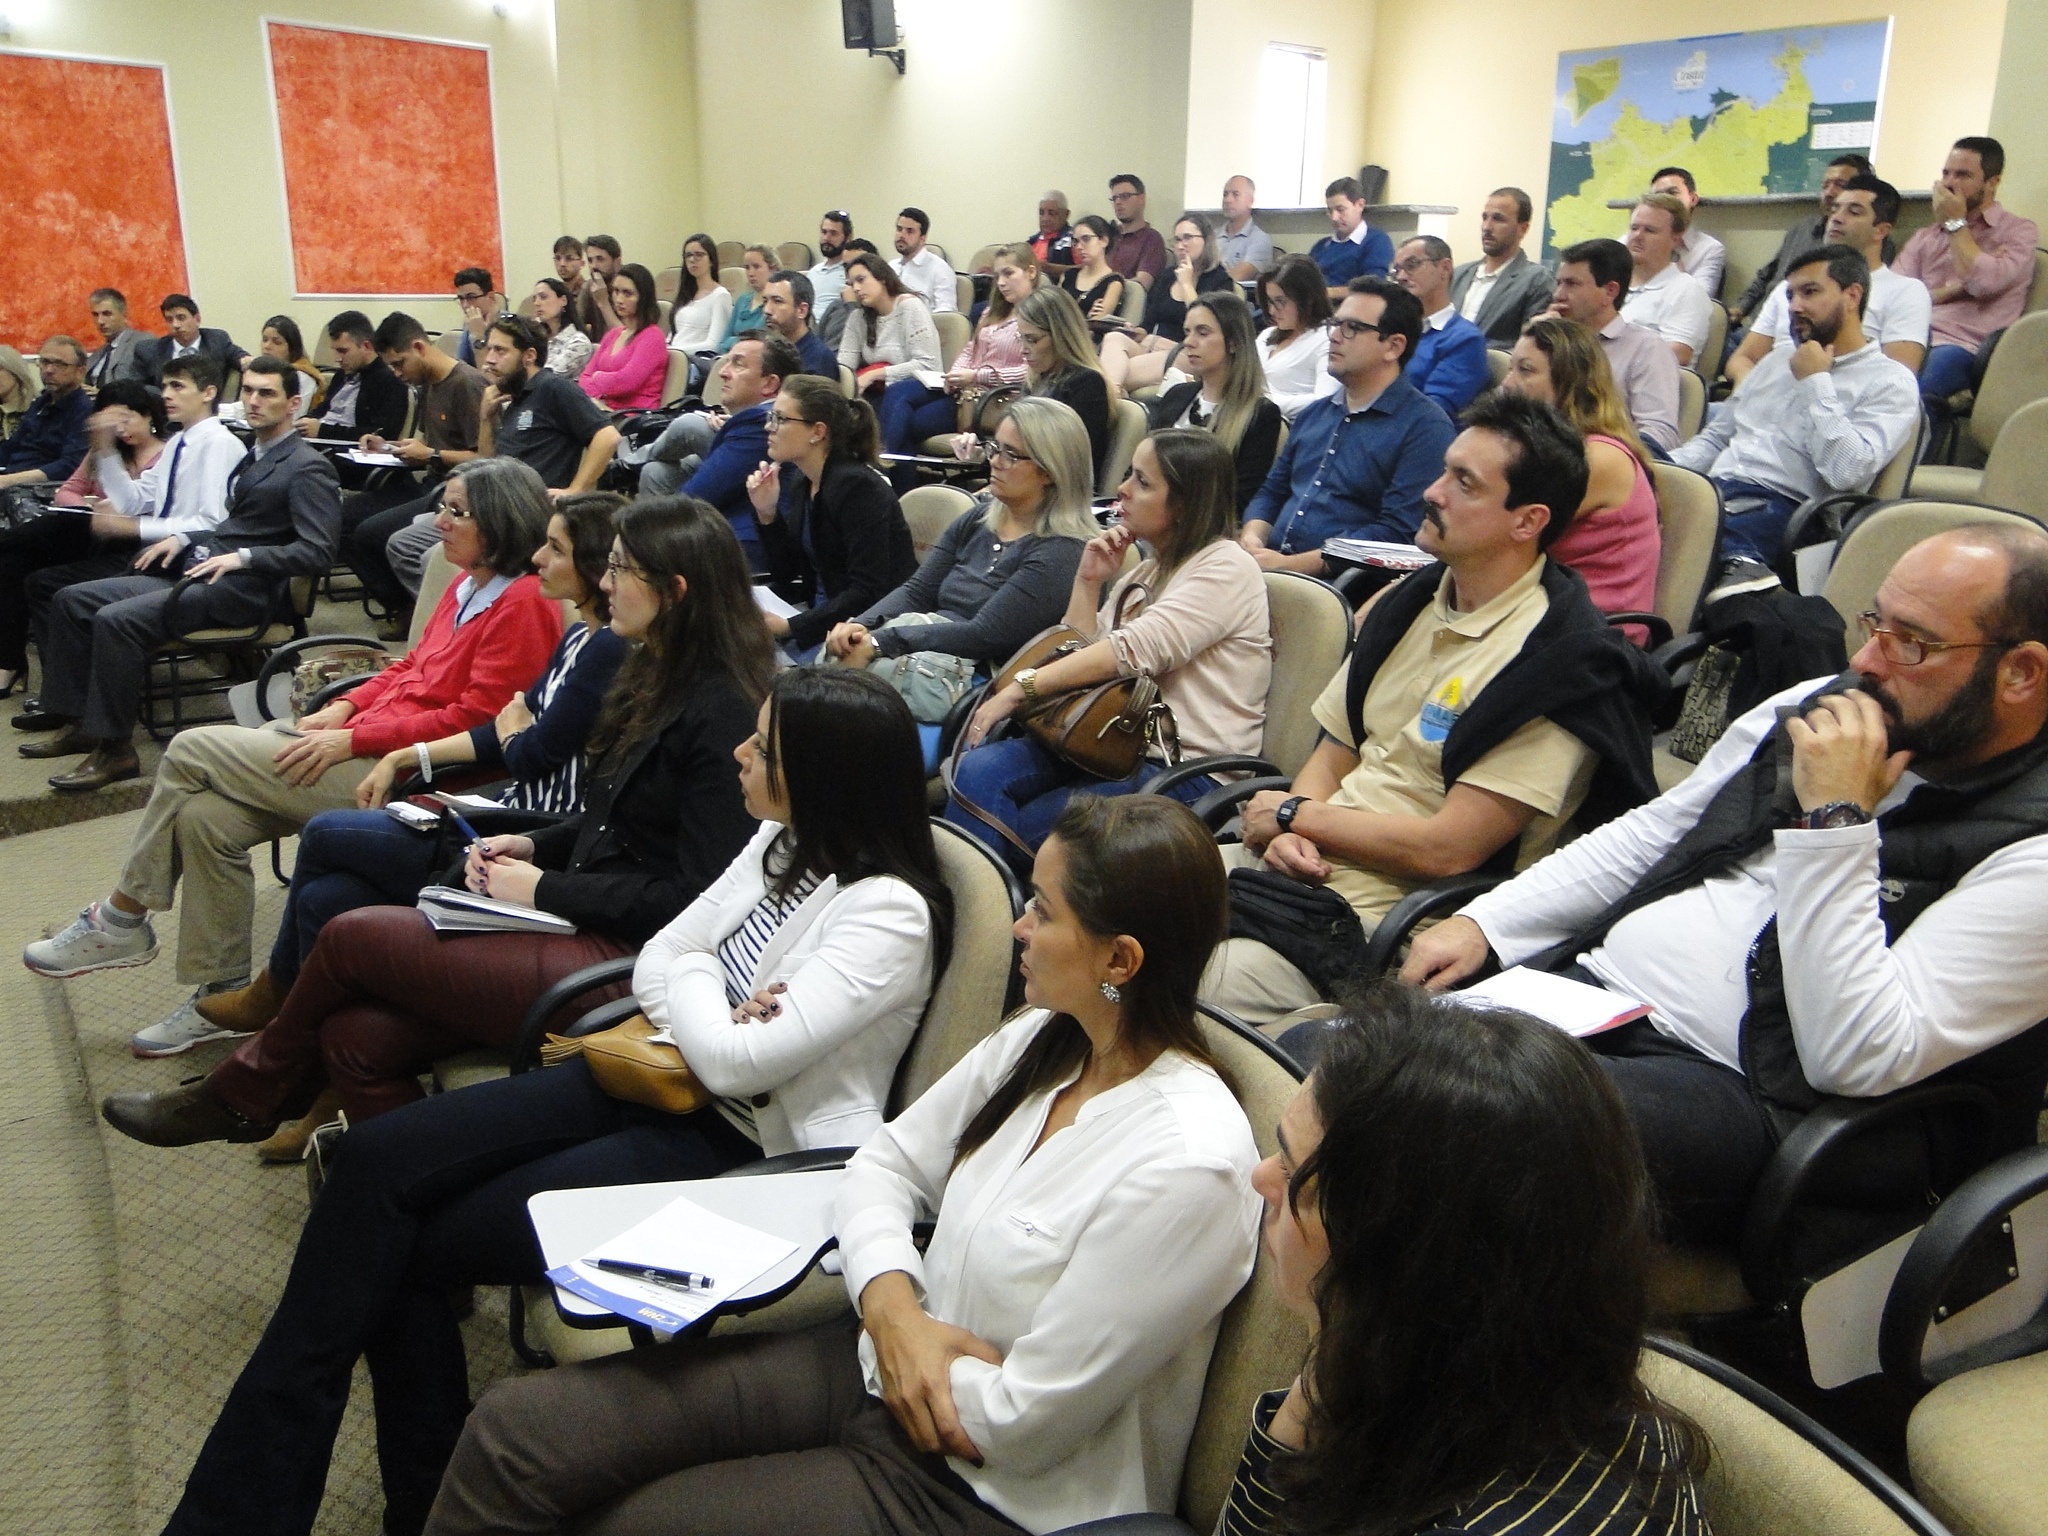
left=1255, top=43, right=1329, bottom=208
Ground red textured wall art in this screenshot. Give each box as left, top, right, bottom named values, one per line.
left=0, top=52, right=191, bottom=352
left=266, top=22, right=504, bottom=296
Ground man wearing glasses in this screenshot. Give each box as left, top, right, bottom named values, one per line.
left=1240, top=276, right=1456, bottom=573
left=1390, top=235, right=1490, bottom=415
left=1408, top=522, right=2048, bottom=1250
left=1105, top=174, right=1167, bottom=290
left=450, top=267, right=506, bottom=367
left=0, top=338, right=93, bottom=491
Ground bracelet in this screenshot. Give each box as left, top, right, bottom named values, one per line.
left=415, top=742, right=434, bottom=785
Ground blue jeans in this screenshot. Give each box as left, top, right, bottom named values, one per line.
left=1712, top=476, right=1803, bottom=564
left=879, top=377, right=960, bottom=493
left=1919, top=343, right=1976, bottom=399
left=943, top=734, right=1217, bottom=874
left=162, top=1060, right=759, bottom=1536
left=267, top=809, right=445, bottom=993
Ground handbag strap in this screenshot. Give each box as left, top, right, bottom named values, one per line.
left=943, top=714, right=1039, bottom=865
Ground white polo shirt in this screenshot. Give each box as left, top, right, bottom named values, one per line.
left=1750, top=265, right=1934, bottom=355
left=1620, top=262, right=1714, bottom=358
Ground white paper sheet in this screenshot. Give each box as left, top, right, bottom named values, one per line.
left=547, top=1194, right=800, bottom=1333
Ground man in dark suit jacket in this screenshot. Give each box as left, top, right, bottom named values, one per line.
left=23, top=356, right=340, bottom=790
left=1447, top=188, right=1556, bottom=347
left=142, top=294, right=248, bottom=386
left=295, top=311, right=408, bottom=490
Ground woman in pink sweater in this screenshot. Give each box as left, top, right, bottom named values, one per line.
left=580, top=262, right=669, bottom=410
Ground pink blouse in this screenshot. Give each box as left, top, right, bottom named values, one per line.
left=1549, top=432, right=1661, bottom=645
left=55, top=441, right=163, bottom=506
left=956, top=316, right=1029, bottom=388
left=580, top=324, right=668, bottom=410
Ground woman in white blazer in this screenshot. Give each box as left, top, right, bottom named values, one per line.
left=430, top=794, right=1264, bottom=1536
left=155, top=668, right=954, bottom=1536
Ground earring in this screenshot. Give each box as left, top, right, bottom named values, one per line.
left=1099, top=981, right=1121, bottom=1003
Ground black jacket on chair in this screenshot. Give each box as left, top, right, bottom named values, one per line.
left=1145, top=383, right=1284, bottom=513
left=757, top=457, right=916, bottom=652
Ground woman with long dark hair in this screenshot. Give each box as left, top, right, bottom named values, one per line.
left=1060, top=213, right=1127, bottom=331
left=128, top=664, right=954, bottom=1536
left=1225, top=983, right=1708, bottom=1536
left=667, top=232, right=733, bottom=354
left=837, top=250, right=942, bottom=401
left=259, top=314, right=327, bottom=417
left=1255, top=255, right=1337, bottom=421
left=746, top=372, right=917, bottom=657
left=530, top=276, right=594, bottom=378
left=1102, top=210, right=1237, bottom=394
left=430, top=793, right=1259, bottom=1536
left=581, top=260, right=667, bottom=409
left=1144, top=291, right=1285, bottom=511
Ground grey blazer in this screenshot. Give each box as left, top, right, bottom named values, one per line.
left=199, top=432, right=342, bottom=581
left=86, top=328, right=152, bottom=388
left=1448, top=249, right=1556, bottom=348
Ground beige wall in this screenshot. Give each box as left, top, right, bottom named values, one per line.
left=1364, top=0, right=2010, bottom=268
left=3, top=0, right=694, bottom=351
left=688, top=0, right=1193, bottom=265
left=1184, top=0, right=1376, bottom=209
left=1990, top=0, right=2048, bottom=228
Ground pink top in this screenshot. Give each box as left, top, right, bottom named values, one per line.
left=55, top=441, right=163, bottom=506
left=1894, top=202, right=2042, bottom=352
left=1549, top=433, right=1660, bottom=645
left=956, top=316, right=1029, bottom=388
left=1099, top=537, right=1272, bottom=760
left=580, top=324, right=668, bottom=410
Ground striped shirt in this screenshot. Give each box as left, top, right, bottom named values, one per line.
left=500, top=622, right=598, bottom=815
left=710, top=869, right=822, bottom=1141
left=1222, top=1391, right=1708, bottom=1536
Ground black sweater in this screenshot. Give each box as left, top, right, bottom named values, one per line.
left=1146, top=383, right=1284, bottom=513
left=758, top=457, right=918, bottom=651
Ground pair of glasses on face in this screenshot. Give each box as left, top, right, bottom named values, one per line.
left=766, top=410, right=808, bottom=432
left=987, top=440, right=1034, bottom=468
left=605, top=555, right=646, bottom=580
left=1324, top=318, right=1390, bottom=340
left=1856, top=612, right=2015, bottom=667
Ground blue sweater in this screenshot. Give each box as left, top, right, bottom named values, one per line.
left=684, top=402, right=772, bottom=545
left=1311, top=226, right=1395, bottom=286
left=468, top=621, right=628, bottom=813
left=0, top=387, right=91, bottom=482
left=1408, top=311, right=1493, bottom=416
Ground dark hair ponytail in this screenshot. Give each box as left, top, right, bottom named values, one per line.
left=782, top=374, right=882, bottom=466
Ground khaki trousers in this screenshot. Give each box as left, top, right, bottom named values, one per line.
left=117, top=722, right=373, bottom=987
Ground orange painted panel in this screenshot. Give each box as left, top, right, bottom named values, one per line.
left=267, top=23, right=504, bottom=296
left=0, top=52, right=190, bottom=352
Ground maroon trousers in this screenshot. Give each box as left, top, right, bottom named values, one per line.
left=210, top=905, right=630, bottom=1124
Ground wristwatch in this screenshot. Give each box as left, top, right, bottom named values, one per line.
left=429, top=449, right=445, bottom=472
left=1274, top=795, right=1308, bottom=834
left=1943, top=217, right=1968, bottom=234
left=1802, top=800, right=1872, bottom=830
left=1015, top=667, right=1040, bottom=704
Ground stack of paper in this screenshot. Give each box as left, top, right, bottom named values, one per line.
left=1457, top=966, right=1652, bottom=1037
left=752, top=584, right=802, bottom=621
left=1322, top=538, right=1434, bottom=571
left=416, top=886, right=577, bottom=935
left=548, top=1194, right=801, bottom=1333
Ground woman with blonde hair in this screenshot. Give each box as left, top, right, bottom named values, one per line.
left=829, top=396, right=1098, bottom=721
left=1500, top=315, right=1661, bottom=641
left=0, top=345, right=40, bottom=439
left=957, top=285, right=1110, bottom=481
left=1144, top=291, right=1283, bottom=511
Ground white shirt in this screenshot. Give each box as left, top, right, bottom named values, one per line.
left=1424, top=304, right=1455, bottom=331
left=1751, top=265, right=1934, bottom=355
left=1457, top=264, right=1504, bottom=323
left=666, top=284, right=733, bottom=352
left=1620, top=261, right=1715, bottom=358
left=94, top=414, right=243, bottom=543
left=1255, top=325, right=1337, bottom=421
left=1677, top=229, right=1727, bottom=299
left=891, top=246, right=959, bottom=313
left=806, top=258, right=848, bottom=317
left=1463, top=680, right=2048, bottom=1096
left=1672, top=338, right=1920, bottom=503
left=837, top=1011, right=1260, bottom=1533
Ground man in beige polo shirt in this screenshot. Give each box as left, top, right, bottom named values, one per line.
left=1202, top=392, right=1660, bottom=1022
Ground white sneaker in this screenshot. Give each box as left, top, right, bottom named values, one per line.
left=129, top=991, right=254, bottom=1059
left=24, top=903, right=159, bottom=979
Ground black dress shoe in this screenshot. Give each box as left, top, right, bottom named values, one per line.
left=48, top=744, right=141, bottom=791
left=12, top=704, right=73, bottom=731
left=19, top=725, right=93, bottom=759
left=101, top=1079, right=276, bottom=1148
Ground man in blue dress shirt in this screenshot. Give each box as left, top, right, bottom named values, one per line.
left=1391, top=235, right=1492, bottom=416
left=1310, top=176, right=1395, bottom=300
left=1241, top=277, right=1458, bottom=575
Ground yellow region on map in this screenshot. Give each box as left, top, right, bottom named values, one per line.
left=1572, top=57, right=1622, bottom=121
left=1548, top=43, right=1813, bottom=251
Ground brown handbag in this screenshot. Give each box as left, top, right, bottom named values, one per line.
left=539, top=1013, right=710, bottom=1115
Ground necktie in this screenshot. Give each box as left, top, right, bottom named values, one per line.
left=223, top=446, right=256, bottom=511
left=159, top=436, right=187, bottom=522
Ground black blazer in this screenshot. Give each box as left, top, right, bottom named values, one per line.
left=144, top=328, right=246, bottom=386
left=1145, top=384, right=1284, bottom=513
left=1040, top=367, right=1111, bottom=479
left=517, top=672, right=762, bottom=948
left=1140, top=263, right=1235, bottom=343
left=323, top=357, right=410, bottom=441
left=758, top=457, right=917, bottom=651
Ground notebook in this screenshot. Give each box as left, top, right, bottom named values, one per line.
left=1457, top=966, right=1651, bottom=1037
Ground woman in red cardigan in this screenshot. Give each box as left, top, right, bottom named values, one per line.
left=25, top=457, right=565, bottom=1060
left=580, top=262, right=669, bottom=411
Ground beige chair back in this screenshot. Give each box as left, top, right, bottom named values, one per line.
left=312, top=330, right=337, bottom=368
left=409, top=543, right=462, bottom=651
left=1677, top=367, right=1707, bottom=442
left=431, top=330, right=462, bottom=360
left=716, top=239, right=747, bottom=270
left=1976, top=396, right=2048, bottom=523
left=776, top=241, right=813, bottom=271
left=1969, top=309, right=2048, bottom=457
left=1696, top=302, right=1729, bottom=384
left=838, top=364, right=858, bottom=401
left=1099, top=396, right=1148, bottom=497
left=717, top=265, right=746, bottom=298
left=662, top=349, right=696, bottom=408
left=954, top=274, right=975, bottom=314
left=1869, top=411, right=1924, bottom=501
left=935, top=311, right=972, bottom=371
left=2025, top=248, right=2048, bottom=315
left=1648, top=463, right=1723, bottom=636
left=1822, top=500, right=2041, bottom=649
left=1485, top=348, right=1511, bottom=387
left=1119, top=278, right=1148, bottom=324
left=513, top=294, right=537, bottom=321
left=655, top=265, right=683, bottom=302
left=1177, top=1008, right=1311, bottom=1534
left=967, top=243, right=1003, bottom=274
left=656, top=298, right=674, bottom=330
left=1640, top=1341, right=1935, bottom=1536
left=901, top=484, right=974, bottom=562
left=1259, top=571, right=1353, bottom=776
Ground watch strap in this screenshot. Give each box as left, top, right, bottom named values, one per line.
left=1802, top=800, right=1872, bottom=830
left=1275, top=795, right=1308, bottom=833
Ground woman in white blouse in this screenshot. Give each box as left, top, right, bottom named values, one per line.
left=667, top=231, right=733, bottom=355
left=429, top=793, right=1260, bottom=1536
left=1254, top=255, right=1337, bottom=422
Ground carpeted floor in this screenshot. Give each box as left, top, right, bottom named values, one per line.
left=0, top=810, right=527, bottom=1535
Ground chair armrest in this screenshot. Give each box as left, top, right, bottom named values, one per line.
left=714, top=1148, right=859, bottom=1178
left=1189, top=775, right=1292, bottom=833
left=1739, top=1083, right=2002, bottom=1304
left=1605, top=612, right=1673, bottom=650
left=1879, top=1142, right=2048, bottom=1392
left=1359, top=872, right=1509, bottom=980
left=251, top=634, right=394, bottom=720
left=163, top=574, right=275, bottom=648
left=511, top=954, right=641, bottom=1072
left=1649, top=630, right=1708, bottom=676
left=1143, top=755, right=1278, bottom=800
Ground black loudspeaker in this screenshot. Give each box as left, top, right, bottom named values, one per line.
left=842, top=0, right=898, bottom=49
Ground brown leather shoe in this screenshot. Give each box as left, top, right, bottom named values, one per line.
left=253, top=1088, right=344, bottom=1163
left=100, top=1078, right=277, bottom=1148
left=195, top=969, right=284, bottom=1034
left=19, top=725, right=93, bottom=759
left=48, top=743, right=141, bottom=791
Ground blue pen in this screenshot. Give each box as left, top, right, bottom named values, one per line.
left=449, top=808, right=483, bottom=845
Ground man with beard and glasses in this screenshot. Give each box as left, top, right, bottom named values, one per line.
left=1200, top=392, right=1663, bottom=1025
left=1673, top=243, right=1918, bottom=587
left=1406, top=524, right=2048, bottom=1247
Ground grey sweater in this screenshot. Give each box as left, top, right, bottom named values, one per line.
left=860, top=500, right=1085, bottom=663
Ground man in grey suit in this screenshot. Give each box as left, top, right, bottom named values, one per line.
left=20, top=356, right=339, bottom=791
left=1448, top=187, right=1555, bottom=347
left=142, top=294, right=249, bottom=387
left=84, top=289, right=152, bottom=389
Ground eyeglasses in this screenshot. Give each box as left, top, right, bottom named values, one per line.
left=439, top=501, right=475, bottom=521
left=1324, top=318, right=1390, bottom=340
left=1110, top=191, right=1139, bottom=203
left=988, top=440, right=1035, bottom=468
left=1856, top=612, right=2016, bottom=667
left=35, top=356, right=80, bottom=369
left=454, top=290, right=488, bottom=304
left=1391, top=255, right=1435, bottom=274
left=605, top=556, right=646, bottom=580
left=766, top=410, right=807, bottom=431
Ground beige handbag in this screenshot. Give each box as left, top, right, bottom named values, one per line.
left=540, top=1013, right=710, bottom=1115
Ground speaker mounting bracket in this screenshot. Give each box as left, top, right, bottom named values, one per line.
left=869, top=46, right=906, bottom=74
